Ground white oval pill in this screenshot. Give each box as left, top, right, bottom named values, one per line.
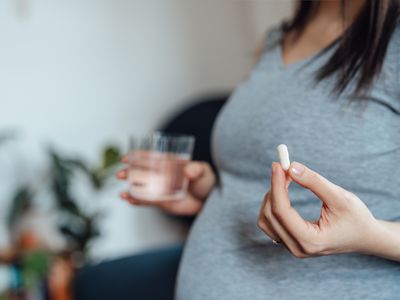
left=277, top=144, right=290, bottom=171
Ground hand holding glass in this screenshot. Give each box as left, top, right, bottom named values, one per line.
left=127, top=133, right=195, bottom=201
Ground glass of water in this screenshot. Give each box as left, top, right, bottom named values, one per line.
left=127, top=132, right=195, bottom=201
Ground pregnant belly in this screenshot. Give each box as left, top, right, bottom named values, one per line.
left=175, top=190, right=400, bottom=300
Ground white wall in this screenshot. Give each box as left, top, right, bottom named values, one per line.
left=0, top=0, right=293, bottom=261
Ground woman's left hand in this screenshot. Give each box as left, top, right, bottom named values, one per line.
left=257, top=161, right=381, bottom=258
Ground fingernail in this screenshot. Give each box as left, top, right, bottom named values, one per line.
left=291, top=162, right=305, bottom=177
left=271, top=163, right=277, bottom=174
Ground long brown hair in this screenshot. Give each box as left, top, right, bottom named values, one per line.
left=284, top=0, right=400, bottom=96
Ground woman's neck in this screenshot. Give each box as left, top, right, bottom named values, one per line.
left=314, top=0, right=366, bottom=28
left=301, top=0, right=365, bottom=40
left=281, top=0, right=366, bottom=67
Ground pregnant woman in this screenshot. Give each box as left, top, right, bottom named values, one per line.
left=118, top=0, right=400, bottom=299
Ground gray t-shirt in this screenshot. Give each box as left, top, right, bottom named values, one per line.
left=176, top=25, right=400, bottom=300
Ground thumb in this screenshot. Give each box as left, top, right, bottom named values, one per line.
left=288, top=161, right=343, bottom=207
left=184, top=162, right=205, bottom=180
left=184, top=162, right=216, bottom=200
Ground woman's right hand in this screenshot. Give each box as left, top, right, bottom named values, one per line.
left=117, top=158, right=216, bottom=216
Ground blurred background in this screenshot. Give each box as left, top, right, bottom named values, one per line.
left=0, top=0, right=293, bottom=298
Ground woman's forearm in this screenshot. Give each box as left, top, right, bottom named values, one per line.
left=367, top=220, right=400, bottom=262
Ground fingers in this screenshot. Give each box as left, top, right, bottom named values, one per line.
left=184, top=162, right=205, bottom=180
left=264, top=194, right=307, bottom=257
left=271, top=163, right=291, bottom=211
left=157, top=193, right=203, bottom=216
left=119, top=191, right=202, bottom=216
left=285, top=175, right=292, bottom=190
left=185, top=162, right=216, bottom=200
left=120, top=191, right=152, bottom=206
left=118, top=157, right=205, bottom=182
left=269, top=163, right=327, bottom=257
left=257, top=192, right=281, bottom=242
left=117, top=152, right=131, bottom=179
left=117, top=156, right=208, bottom=216
left=271, top=163, right=317, bottom=240
left=121, top=155, right=129, bottom=164
left=267, top=163, right=312, bottom=256
left=116, top=169, right=128, bottom=180
left=288, top=161, right=343, bottom=208
left=117, top=159, right=216, bottom=201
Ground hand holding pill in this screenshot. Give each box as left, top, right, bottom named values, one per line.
left=257, top=147, right=382, bottom=259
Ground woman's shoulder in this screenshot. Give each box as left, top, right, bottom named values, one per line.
left=256, top=23, right=285, bottom=55
left=254, top=24, right=283, bottom=62
left=264, top=25, right=284, bottom=50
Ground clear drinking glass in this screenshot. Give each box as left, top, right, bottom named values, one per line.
left=127, top=132, right=195, bottom=201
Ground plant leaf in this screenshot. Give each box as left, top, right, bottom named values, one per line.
left=7, top=187, right=33, bottom=228
left=102, top=146, right=121, bottom=169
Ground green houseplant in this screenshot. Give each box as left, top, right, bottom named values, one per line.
left=1, top=140, right=121, bottom=299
